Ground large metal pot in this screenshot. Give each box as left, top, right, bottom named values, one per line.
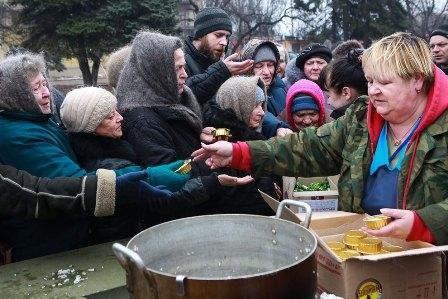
left=113, top=200, right=317, bottom=299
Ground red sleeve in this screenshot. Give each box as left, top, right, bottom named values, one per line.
left=406, top=211, right=436, bottom=244
left=230, top=142, right=252, bottom=173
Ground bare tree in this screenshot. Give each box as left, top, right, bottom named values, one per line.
left=403, top=0, right=448, bottom=38
left=201, top=0, right=295, bottom=52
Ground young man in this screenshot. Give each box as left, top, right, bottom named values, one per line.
left=429, top=24, right=448, bottom=75
left=183, top=7, right=253, bottom=106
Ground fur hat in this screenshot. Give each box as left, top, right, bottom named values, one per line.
left=193, top=7, right=232, bottom=39
left=431, top=24, right=448, bottom=39
left=216, top=76, right=265, bottom=127
left=60, top=87, right=117, bottom=133
left=296, top=43, right=332, bottom=70
left=107, top=46, right=131, bottom=89
left=332, top=40, right=364, bottom=59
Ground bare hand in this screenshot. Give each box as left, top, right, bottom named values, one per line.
left=224, top=53, right=254, bottom=75
left=191, top=141, right=233, bottom=169
left=276, top=127, right=293, bottom=137
left=218, top=174, right=254, bottom=186
left=200, top=127, right=216, bottom=143
left=361, top=208, right=414, bottom=239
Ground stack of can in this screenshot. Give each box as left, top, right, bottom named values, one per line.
left=325, top=215, right=403, bottom=260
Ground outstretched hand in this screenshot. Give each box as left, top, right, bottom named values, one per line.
left=192, top=141, right=233, bottom=169
left=223, top=53, right=254, bottom=75
left=116, top=171, right=173, bottom=207
left=217, top=174, right=254, bottom=186
left=361, top=208, right=414, bottom=239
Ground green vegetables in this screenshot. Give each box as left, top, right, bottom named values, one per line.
left=294, top=181, right=330, bottom=192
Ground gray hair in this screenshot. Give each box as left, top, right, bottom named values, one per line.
left=0, top=52, right=48, bottom=113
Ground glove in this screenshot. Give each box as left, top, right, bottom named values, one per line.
left=116, top=171, right=173, bottom=208
left=146, top=160, right=191, bottom=192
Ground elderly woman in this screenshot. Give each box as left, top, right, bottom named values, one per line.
left=193, top=32, right=448, bottom=245
left=283, top=43, right=332, bottom=90
left=285, top=79, right=326, bottom=131
left=61, top=86, right=237, bottom=238
left=203, top=76, right=279, bottom=214
left=239, top=39, right=292, bottom=138
left=0, top=53, right=187, bottom=261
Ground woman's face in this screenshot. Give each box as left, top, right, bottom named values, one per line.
left=249, top=103, right=265, bottom=129
left=366, top=74, right=424, bottom=123
left=253, top=61, right=276, bottom=87
left=94, top=109, right=123, bottom=138
left=293, top=110, right=319, bottom=130
left=29, top=72, right=51, bottom=114
left=303, top=57, right=327, bottom=82
left=327, top=86, right=355, bottom=109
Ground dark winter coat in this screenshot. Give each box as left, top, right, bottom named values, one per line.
left=0, top=165, right=112, bottom=220
left=184, top=36, right=231, bottom=106
left=239, top=39, right=290, bottom=137
left=117, top=31, right=203, bottom=166
left=0, top=165, right=115, bottom=264
left=68, top=133, right=140, bottom=243
left=267, top=75, right=288, bottom=117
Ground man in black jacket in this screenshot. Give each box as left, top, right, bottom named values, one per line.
left=429, top=24, right=448, bottom=75
left=184, top=7, right=253, bottom=106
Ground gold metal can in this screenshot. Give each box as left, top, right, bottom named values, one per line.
left=363, top=215, right=392, bottom=230
left=382, top=245, right=404, bottom=253
left=213, top=128, right=232, bottom=141
left=175, top=159, right=192, bottom=174
left=343, top=230, right=367, bottom=249
left=337, top=249, right=360, bottom=261
left=327, top=241, right=346, bottom=252
left=358, top=237, right=382, bottom=255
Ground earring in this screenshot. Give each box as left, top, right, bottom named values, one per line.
left=416, top=88, right=421, bottom=94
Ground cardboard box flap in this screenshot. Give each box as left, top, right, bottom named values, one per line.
left=352, top=244, right=448, bottom=261
left=258, top=190, right=303, bottom=225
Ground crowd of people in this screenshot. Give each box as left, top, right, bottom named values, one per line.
left=1, top=7, right=448, bottom=264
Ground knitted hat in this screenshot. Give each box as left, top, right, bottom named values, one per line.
left=430, top=24, right=448, bottom=39
left=291, top=95, right=319, bottom=114
left=60, top=87, right=117, bottom=133
left=193, top=7, right=232, bottom=39
left=255, top=86, right=266, bottom=103
left=107, top=45, right=131, bottom=89
left=296, top=43, right=332, bottom=70
left=253, top=45, right=277, bottom=64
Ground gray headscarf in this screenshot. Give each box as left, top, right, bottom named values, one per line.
left=215, top=76, right=266, bottom=131
left=0, top=52, right=48, bottom=114
left=116, top=30, right=202, bottom=132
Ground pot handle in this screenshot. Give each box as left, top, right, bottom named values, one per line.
left=275, top=199, right=312, bottom=228
left=112, top=243, right=146, bottom=273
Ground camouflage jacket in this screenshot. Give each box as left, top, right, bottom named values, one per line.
left=248, top=72, right=448, bottom=244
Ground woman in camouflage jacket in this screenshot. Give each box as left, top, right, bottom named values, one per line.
left=193, top=32, right=448, bottom=245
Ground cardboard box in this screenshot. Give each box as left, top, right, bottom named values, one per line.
left=258, top=191, right=448, bottom=299
left=313, top=214, right=448, bottom=299
left=283, top=175, right=339, bottom=212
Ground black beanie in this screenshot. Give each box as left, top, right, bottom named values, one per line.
left=193, top=8, right=232, bottom=39
left=430, top=24, right=448, bottom=39
left=296, top=43, right=332, bottom=70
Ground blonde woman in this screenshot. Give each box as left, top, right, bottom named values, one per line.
left=193, top=32, right=448, bottom=245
